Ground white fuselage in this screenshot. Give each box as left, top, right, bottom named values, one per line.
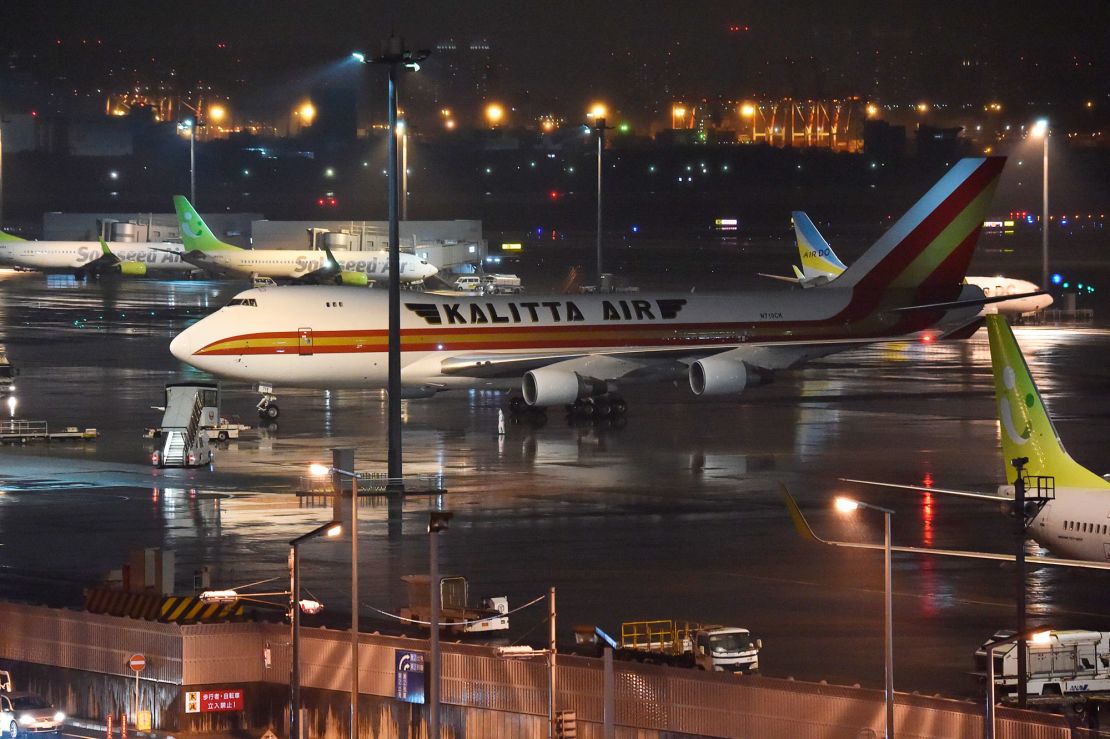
left=170, top=284, right=982, bottom=392
left=0, top=241, right=191, bottom=273
left=1029, top=488, right=1110, bottom=561
left=967, top=276, right=1053, bottom=316
left=199, top=248, right=438, bottom=283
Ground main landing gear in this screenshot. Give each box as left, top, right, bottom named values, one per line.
left=508, top=393, right=628, bottom=420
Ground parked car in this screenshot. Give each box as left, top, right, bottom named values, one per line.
left=0, top=692, right=65, bottom=736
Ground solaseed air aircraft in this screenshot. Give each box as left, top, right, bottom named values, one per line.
left=763, top=211, right=1053, bottom=316
left=172, top=196, right=438, bottom=286
left=171, top=157, right=1022, bottom=420
left=785, top=313, right=1110, bottom=569
left=0, top=229, right=191, bottom=278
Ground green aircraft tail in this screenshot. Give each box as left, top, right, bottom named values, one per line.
left=986, top=314, right=1110, bottom=489
left=0, top=230, right=25, bottom=242
left=173, top=196, right=240, bottom=252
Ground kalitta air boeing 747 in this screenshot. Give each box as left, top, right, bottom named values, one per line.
left=171, top=157, right=1027, bottom=419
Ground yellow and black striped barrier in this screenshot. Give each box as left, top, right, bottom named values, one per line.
left=84, top=588, right=246, bottom=624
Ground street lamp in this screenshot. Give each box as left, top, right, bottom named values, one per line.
left=309, top=463, right=362, bottom=739
left=427, top=510, right=452, bottom=739
left=984, top=629, right=1051, bottom=739
left=671, top=104, right=687, bottom=130
left=353, top=38, right=429, bottom=493
left=835, top=497, right=895, bottom=739
left=1030, top=119, right=1049, bottom=289
left=589, top=107, right=613, bottom=285
left=177, top=108, right=198, bottom=206
left=289, top=521, right=342, bottom=739
left=739, top=102, right=756, bottom=143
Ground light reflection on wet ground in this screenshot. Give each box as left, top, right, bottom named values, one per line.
left=0, top=268, right=1109, bottom=697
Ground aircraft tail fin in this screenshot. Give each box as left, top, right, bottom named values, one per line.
left=833, top=157, right=1005, bottom=301
left=173, top=196, right=240, bottom=252
left=792, top=212, right=846, bottom=283
left=0, top=230, right=24, bottom=242
left=986, top=314, right=1110, bottom=488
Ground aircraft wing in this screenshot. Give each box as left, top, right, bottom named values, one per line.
left=159, top=248, right=240, bottom=278
left=438, top=335, right=925, bottom=380
left=839, top=478, right=1012, bottom=502
left=887, top=291, right=1047, bottom=314
left=757, top=272, right=802, bottom=285
left=781, top=486, right=1110, bottom=570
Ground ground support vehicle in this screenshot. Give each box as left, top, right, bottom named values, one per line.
left=399, top=575, right=509, bottom=634
left=976, top=629, right=1110, bottom=709
left=590, top=619, right=761, bottom=673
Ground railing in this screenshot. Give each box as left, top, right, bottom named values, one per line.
left=297, top=472, right=447, bottom=496
left=182, top=391, right=204, bottom=453
left=0, top=602, right=1082, bottom=739
left=0, top=420, right=49, bottom=437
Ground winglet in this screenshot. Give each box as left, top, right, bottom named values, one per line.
left=98, top=236, right=113, bottom=256
left=780, top=484, right=823, bottom=543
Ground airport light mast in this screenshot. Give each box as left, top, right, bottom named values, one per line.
left=354, top=39, right=429, bottom=492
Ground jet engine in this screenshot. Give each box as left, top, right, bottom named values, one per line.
left=336, top=271, right=369, bottom=287
left=522, top=367, right=607, bottom=406
left=116, top=261, right=148, bottom=276
left=689, top=355, right=749, bottom=396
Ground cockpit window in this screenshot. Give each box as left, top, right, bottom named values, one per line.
left=227, top=298, right=258, bottom=307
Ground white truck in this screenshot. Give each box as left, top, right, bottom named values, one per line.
left=976, top=629, right=1110, bottom=701
left=453, top=274, right=524, bottom=295
left=481, top=273, right=524, bottom=294
left=593, top=619, right=761, bottom=674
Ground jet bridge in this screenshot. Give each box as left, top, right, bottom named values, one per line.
left=152, top=383, right=217, bottom=468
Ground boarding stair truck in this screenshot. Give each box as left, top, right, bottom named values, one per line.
left=398, top=574, right=509, bottom=635
left=976, top=629, right=1110, bottom=704
left=151, top=382, right=215, bottom=468
left=591, top=619, right=761, bottom=673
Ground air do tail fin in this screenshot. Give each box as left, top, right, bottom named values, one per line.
left=792, top=211, right=846, bottom=283
left=173, top=196, right=239, bottom=252
left=834, top=157, right=1005, bottom=300
left=986, top=314, right=1110, bottom=489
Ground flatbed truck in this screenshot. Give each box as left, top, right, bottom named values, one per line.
left=589, top=619, right=761, bottom=673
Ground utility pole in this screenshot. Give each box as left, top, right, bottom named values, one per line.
left=1012, top=456, right=1029, bottom=708
left=549, top=586, right=557, bottom=739
left=367, top=37, right=429, bottom=494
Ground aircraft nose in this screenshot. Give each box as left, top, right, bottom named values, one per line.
left=424, top=262, right=438, bottom=279
left=170, top=326, right=195, bottom=362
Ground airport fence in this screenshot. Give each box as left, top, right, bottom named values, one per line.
left=0, top=602, right=1086, bottom=738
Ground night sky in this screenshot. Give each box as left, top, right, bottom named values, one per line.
left=4, top=0, right=1107, bottom=104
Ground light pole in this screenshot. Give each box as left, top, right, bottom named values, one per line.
left=289, top=521, right=342, bottom=739
left=399, top=120, right=409, bottom=221
left=1030, top=119, right=1049, bottom=290
left=178, top=100, right=205, bottom=206
left=428, top=511, right=452, bottom=739
left=310, top=463, right=362, bottom=738
left=355, top=39, right=429, bottom=493
left=835, top=497, right=895, bottom=739
left=984, top=629, right=1051, bottom=739
left=588, top=103, right=611, bottom=285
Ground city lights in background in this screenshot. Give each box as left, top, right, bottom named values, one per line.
left=485, top=102, right=505, bottom=127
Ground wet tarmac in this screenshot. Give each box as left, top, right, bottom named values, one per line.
left=1, top=245, right=1109, bottom=699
